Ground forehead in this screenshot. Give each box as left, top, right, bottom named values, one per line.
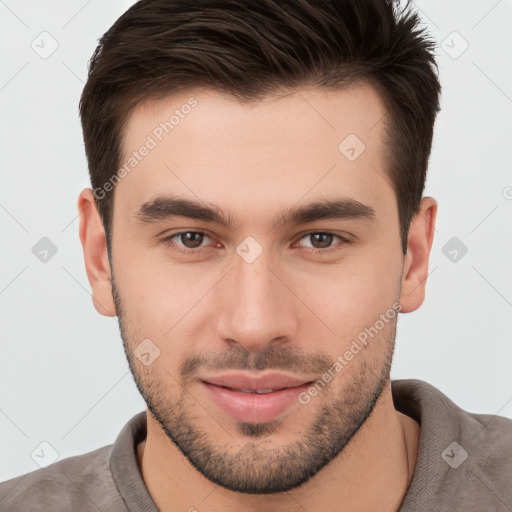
left=115, top=83, right=393, bottom=225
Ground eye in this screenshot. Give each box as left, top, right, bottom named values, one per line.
left=294, top=232, right=350, bottom=252
left=161, top=230, right=351, bottom=256
left=162, top=231, right=216, bottom=253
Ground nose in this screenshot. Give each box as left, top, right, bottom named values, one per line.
left=215, top=247, right=299, bottom=353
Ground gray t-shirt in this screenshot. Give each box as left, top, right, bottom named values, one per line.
left=1, top=379, right=511, bottom=511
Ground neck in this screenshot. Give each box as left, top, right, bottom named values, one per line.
left=137, top=382, right=419, bottom=512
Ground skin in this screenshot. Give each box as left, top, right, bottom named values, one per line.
left=78, top=82, right=436, bottom=511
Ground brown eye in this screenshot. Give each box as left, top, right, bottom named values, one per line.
left=297, top=232, right=344, bottom=250
left=179, top=232, right=206, bottom=248
left=162, top=231, right=213, bottom=253
left=309, top=233, right=334, bottom=249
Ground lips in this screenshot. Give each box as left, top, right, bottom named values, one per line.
left=201, top=372, right=312, bottom=392
left=227, top=388, right=283, bottom=394
left=199, top=372, right=315, bottom=423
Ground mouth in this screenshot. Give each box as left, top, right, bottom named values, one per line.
left=210, top=385, right=290, bottom=394
left=199, top=374, right=315, bottom=423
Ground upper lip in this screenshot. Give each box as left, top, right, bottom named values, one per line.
left=201, top=372, right=314, bottom=391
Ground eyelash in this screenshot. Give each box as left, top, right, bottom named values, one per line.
left=161, top=230, right=351, bottom=255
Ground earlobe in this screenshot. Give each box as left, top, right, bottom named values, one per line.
left=398, top=197, right=437, bottom=314
left=78, top=188, right=117, bottom=317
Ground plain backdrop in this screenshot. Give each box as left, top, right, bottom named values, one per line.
left=1, top=0, right=511, bottom=482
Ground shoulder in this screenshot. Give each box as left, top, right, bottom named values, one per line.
left=457, top=406, right=512, bottom=491
left=437, top=405, right=512, bottom=510
left=393, top=379, right=512, bottom=510
left=0, top=444, right=127, bottom=512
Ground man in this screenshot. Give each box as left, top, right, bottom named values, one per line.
left=1, top=0, right=511, bottom=510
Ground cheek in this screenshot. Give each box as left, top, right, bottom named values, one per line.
left=114, top=241, right=191, bottom=304
left=295, top=251, right=401, bottom=342
left=113, top=249, right=219, bottom=349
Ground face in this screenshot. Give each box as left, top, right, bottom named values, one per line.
left=109, top=83, right=405, bottom=493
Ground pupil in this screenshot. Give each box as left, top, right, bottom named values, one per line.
left=312, top=233, right=332, bottom=249
left=182, top=232, right=203, bottom=248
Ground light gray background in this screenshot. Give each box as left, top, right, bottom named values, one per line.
left=1, top=0, right=511, bottom=482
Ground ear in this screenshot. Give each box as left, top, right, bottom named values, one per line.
left=399, top=196, right=437, bottom=313
left=78, top=188, right=116, bottom=317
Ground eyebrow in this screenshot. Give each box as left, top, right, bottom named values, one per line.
left=134, top=194, right=376, bottom=231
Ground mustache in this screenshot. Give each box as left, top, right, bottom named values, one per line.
left=180, top=344, right=333, bottom=384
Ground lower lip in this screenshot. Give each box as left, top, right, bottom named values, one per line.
left=200, top=381, right=312, bottom=423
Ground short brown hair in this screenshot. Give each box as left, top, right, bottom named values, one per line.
left=79, top=0, right=441, bottom=255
